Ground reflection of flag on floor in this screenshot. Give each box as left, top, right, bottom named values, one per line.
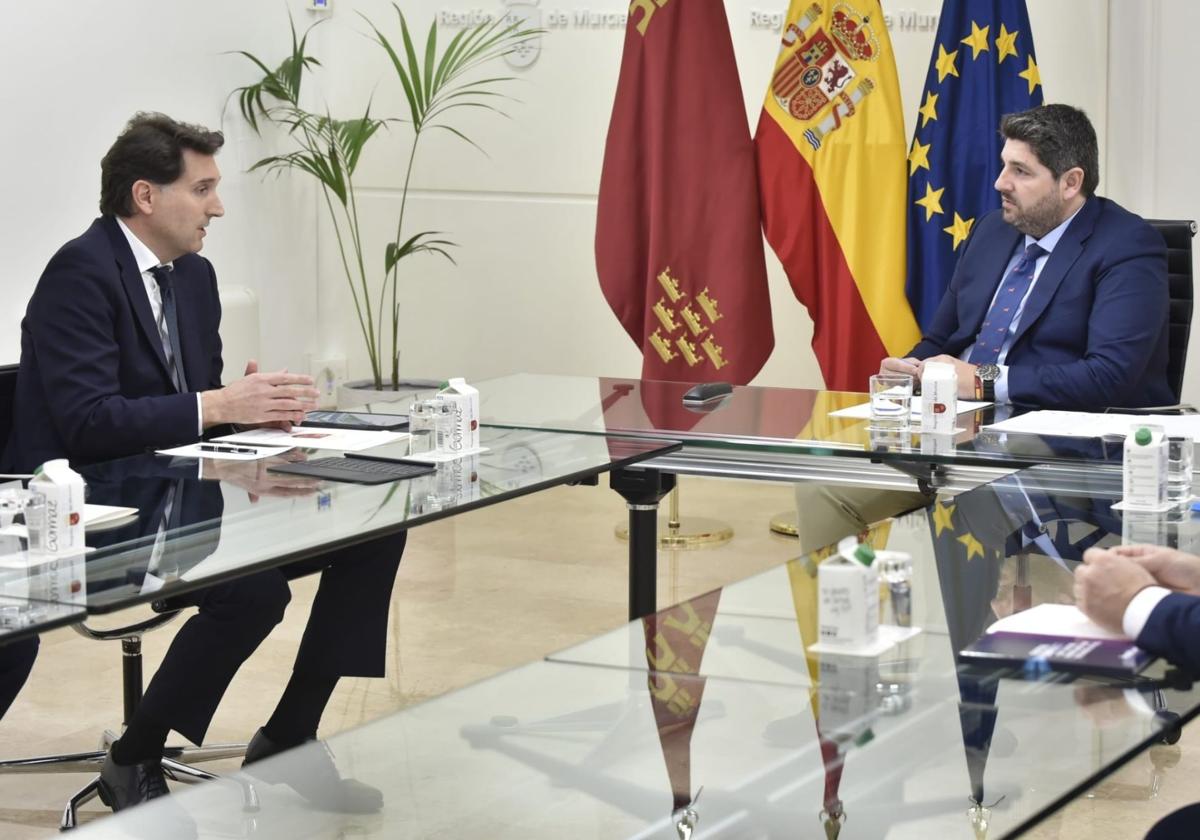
left=786, top=522, right=892, bottom=833
left=596, top=0, right=774, bottom=385
left=756, top=1, right=919, bottom=391
left=643, top=589, right=722, bottom=812
left=928, top=495, right=1005, bottom=809
left=905, top=0, right=1043, bottom=329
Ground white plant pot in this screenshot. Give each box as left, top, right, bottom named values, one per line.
left=337, top=378, right=442, bottom=412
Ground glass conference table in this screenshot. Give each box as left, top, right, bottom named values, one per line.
left=0, top=426, right=681, bottom=645
left=468, top=373, right=1157, bottom=620
left=72, top=464, right=1200, bottom=839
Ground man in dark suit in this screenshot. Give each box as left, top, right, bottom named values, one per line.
left=3, top=113, right=402, bottom=815
left=795, top=104, right=1172, bottom=554
left=881, top=103, right=1171, bottom=410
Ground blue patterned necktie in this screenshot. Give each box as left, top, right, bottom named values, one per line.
left=149, top=265, right=188, bottom=392
left=968, top=242, right=1047, bottom=365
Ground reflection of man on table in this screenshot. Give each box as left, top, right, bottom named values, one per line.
left=2, top=113, right=403, bottom=816
left=797, top=104, right=1171, bottom=552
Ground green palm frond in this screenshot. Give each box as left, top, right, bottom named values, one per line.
left=229, top=7, right=540, bottom=390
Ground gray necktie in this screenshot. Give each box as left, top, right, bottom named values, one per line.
left=149, top=265, right=188, bottom=392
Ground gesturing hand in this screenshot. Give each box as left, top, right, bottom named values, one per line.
left=203, top=359, right=319, bottom=429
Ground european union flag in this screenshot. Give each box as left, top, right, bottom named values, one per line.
left=905, top=1, right=1044, bottom=329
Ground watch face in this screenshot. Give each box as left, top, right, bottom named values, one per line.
left=978, top=364, right=1001, bottom=381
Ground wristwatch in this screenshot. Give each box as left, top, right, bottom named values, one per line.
left=974, top=364, right=1001, bottom=401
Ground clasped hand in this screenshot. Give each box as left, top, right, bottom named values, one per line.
left=879, top=355, right=979, bottom=399
left=1074, top=545, right=1200, bottom=633
left=203, top=360, right=320, bottom=430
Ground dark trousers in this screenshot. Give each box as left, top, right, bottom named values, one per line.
left=1146, top=803, right=1200, bottom=839
left=0, top=636, right=39, bottom=720
left=139, top=531, right=407, bottom=744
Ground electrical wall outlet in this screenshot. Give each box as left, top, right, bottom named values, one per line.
left=311, top=357, right=347, bottom=408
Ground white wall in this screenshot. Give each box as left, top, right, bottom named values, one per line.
left=0, top=0, right=317, bottom=374
left=5, top=1, right=1193, bottom=402
left=303, top=0, right=1110, bottom=391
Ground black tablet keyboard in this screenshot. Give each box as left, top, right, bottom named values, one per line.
left=267, top=457, right=436, bottom=485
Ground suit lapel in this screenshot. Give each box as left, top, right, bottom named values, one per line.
left=1009, top=198, right=1099, bottom=349
left=100, top=217, right=175, bottom=388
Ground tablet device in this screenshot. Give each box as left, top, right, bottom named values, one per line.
left=300, top=411, right=409, bottom=432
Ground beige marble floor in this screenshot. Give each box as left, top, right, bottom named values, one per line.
left=0, top=476, right=1196, bottom=838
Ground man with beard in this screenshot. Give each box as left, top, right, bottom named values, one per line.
left=795, top=104, right=1171, bottom=553
left=881, top=103, right=1172, bottom=410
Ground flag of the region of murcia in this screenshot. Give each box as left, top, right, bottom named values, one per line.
left=755, top=0, right=919, bottom=391
left=596, top=0, right=774, bottom=386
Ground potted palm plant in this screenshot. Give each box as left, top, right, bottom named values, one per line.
left=229, top=6, right=538, bottom=402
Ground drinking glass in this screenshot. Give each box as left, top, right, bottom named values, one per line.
left=868, top=374, right=913, bottom=430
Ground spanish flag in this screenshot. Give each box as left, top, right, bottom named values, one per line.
left=755, top=1, right=920, bottom=391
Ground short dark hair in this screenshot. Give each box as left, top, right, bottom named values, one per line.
left=999, top=104, right=1099, bottom=197
left=99, top=112, right=225, bottom=217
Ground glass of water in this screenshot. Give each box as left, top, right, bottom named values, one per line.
left=869, top=374, right=913, bottom=430
left=1167, top=435, right=1194, bottom=505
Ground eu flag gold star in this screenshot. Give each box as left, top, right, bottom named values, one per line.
left=943, top=212, right=975, bottom=250
left=1018, top=54, right=1042, bottom=94
left=957, top=531, right=985, bottom=561
left=933, top=499, right=956, bottom=536
left=915, top=182, right=945, bottom=221
left=908, top=138, right=932, bottom=175
left=918, top=91, right=939, bottom=127
left=935, top=43, right=960, bottom=82
left=961, top=21, right=990, bottom=60
left=995, top=24, right=1019, bottom=64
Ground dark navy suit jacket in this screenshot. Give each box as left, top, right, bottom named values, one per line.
left=910, top=197, right=1172, bottom=410
left=1138, top=593, right=1200, bottom=675
left=3, top=216, right=223, bottom=472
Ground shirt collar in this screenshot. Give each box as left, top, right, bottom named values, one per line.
left=1025, top=203, right=1084, bottom=255
left=115, top=217, right=173, bottom=274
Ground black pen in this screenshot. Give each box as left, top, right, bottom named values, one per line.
left=199, top=444, right=258, bottom=455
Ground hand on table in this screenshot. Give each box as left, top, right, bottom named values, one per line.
left=921, top=354, right=980, bottom=399
left=1074, top=547, right=1158, bottom=634
left=879, top=356, right=922, bottom=378
left=1109, top=544, right=1200, bottom=597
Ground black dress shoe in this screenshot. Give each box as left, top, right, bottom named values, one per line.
left=97, top=751, right=170, bottom=811
left=243, top=727, right=383, bottom=813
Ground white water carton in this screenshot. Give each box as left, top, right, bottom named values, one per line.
left=818, top=539, right=880, bottom=647
left=920, top=361, right=957, bottom=434
left=438, top=378, right=480, bottom=454
left=1122, top=424, right=1169, bottom=511
left=29, top=459, right=86, bottom=556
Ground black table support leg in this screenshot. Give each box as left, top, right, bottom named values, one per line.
left=610, top=467, right=677, bottom=621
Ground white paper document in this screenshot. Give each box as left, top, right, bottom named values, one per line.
left=829, top=397, right=991, bottom=420
left=157, top=443, right=292, bottom=461
left=212, top=427, right=409, bottom=452
left=986, top=603, right=1127, bottom=641
left=984, top=410, right=1200, bottom=439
